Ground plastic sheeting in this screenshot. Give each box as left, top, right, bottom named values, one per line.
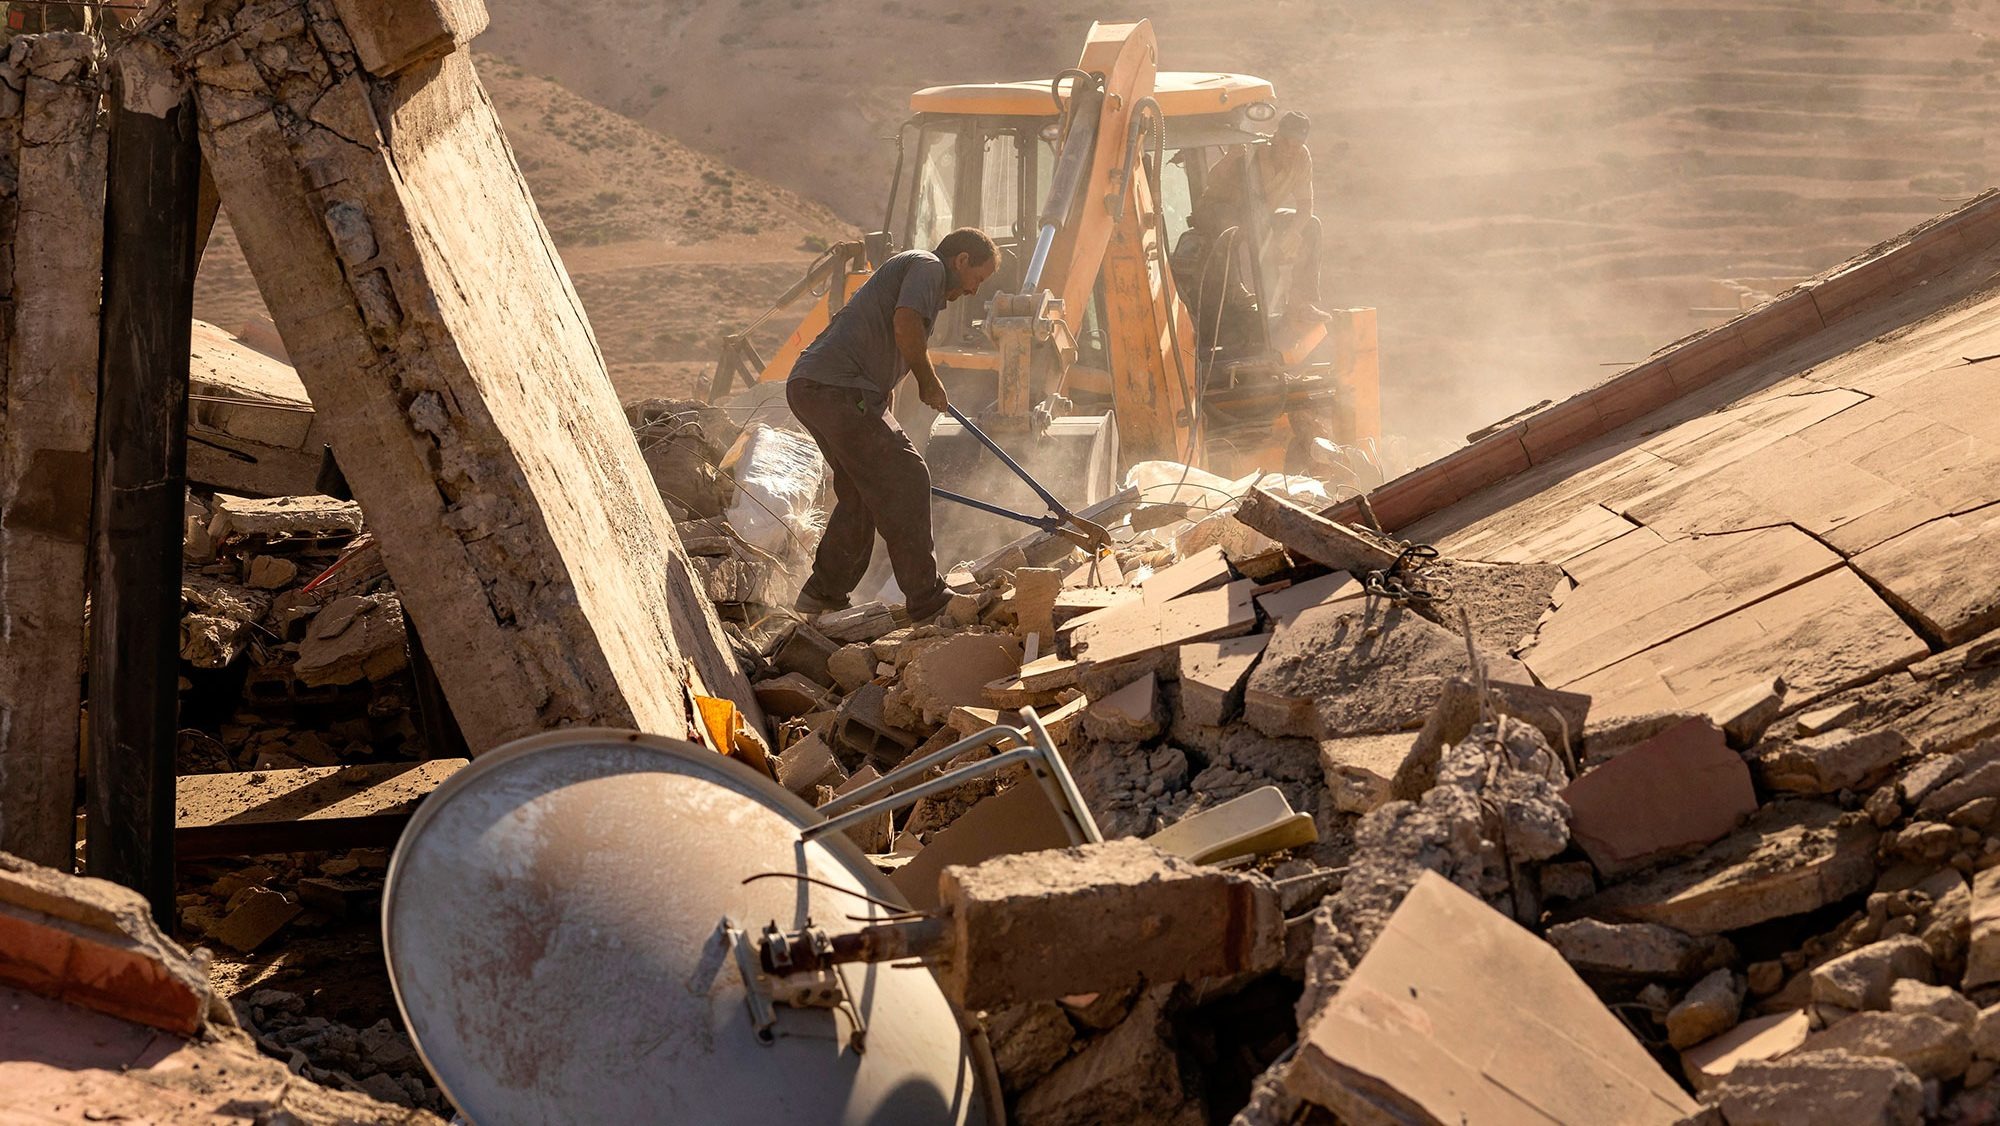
left=1122, top=461, right=1330, bottom=514
left=721, top=423, right=827, bottom=557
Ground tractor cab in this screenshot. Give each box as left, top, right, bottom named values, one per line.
left=883, top=72, right=1335, bottom=434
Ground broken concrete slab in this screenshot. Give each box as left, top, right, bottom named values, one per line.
left=774, top=733, right=844, bottom=797
left=1852, top=502, right=2000, bottom=647
left=1561, top=717, right=1757, bottom=877
left=1563, top=568, right=1929, bottom=720
left=1252, top=569, right=1364, bottom=624
left=1811, top=935, right=1935, bottom=1011
left=1796, top=1011, right=1972, bottom=1081
left=1285, top=872, right=1699, bottom=1124
left=1888, top=980, right=1977, bottom=1027
left=153, top=8, right=755, bottom=750
left=1176, top=634, right=1269, bottom=728
left=1244, top=599, right=1529, bottom=740
left=937, top=840, right=1281, bottom=1012
left=1080, top=674, right=1162, bottom=743
left=1573, top=801, right=1879, bottom=936
left=1752, top=728, right=1914, bottom=796
left=297, top=593, right=409, bottom=686
left=0, top=32, right=105, bottom=867
left=1710, top=676, right=1788, bottom=749
left=891, top=632, right=1023, bottom=728
left=890, top=782, right=1074, bottom=911
left=1135, top=544, right=1232, bottom=604
left=1012, top=566, right=1062, bottom=642
left=1545, top=918, right=1735, bottom=981
left=207, top=493, right=364, bottom=543
left=1067, top=578, right=1257, bottom=667
left=208, top=886, right=303, bottom=953
left=1681, top=1009, right=1811, bottom=1093
left=1706, top=1050, right=1922, bottom=1126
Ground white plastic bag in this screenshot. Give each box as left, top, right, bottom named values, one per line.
left=721, top=423, right=827, bottom=557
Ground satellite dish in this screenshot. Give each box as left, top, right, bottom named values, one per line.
left=383, top=728, right=989, bottom=1125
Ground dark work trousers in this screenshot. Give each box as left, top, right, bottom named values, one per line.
left=788, top=379, right=949, bottom=617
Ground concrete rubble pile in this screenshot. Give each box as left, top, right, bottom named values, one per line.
left=679, top=427, right=2000, bottom=1124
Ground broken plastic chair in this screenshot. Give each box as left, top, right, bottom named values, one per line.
left=1146, top=785, right=1319, bottom=866
left=805, top=705, right=1102, bottom=849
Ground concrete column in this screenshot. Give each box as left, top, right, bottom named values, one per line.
left=0, top=34, right=107, bottom=868
left=142, top=2, right=757, bottom=750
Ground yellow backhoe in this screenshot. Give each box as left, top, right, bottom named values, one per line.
left=708, top=20, right=1380, bottom=555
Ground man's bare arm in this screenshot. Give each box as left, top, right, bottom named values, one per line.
left=894, top=307, right=949, bottom=413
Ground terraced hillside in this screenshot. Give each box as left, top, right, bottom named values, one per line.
left=480, top=0, right=2000, bottom=455
left=194, top=54, right=845, bottom=398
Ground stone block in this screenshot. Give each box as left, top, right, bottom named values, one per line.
left=1668, top=968, right=1745, bottom=1049
left=1286, top=872, right=1697, bottom=1124
left=753, top=672, right=833, bottom=718
left=1707, top=1051, right=1921, bottom=1126
left=1681, top=1010, right=1810, bottom=1093
left=1709, top=676, right=1787, bottom=749
left=1796, top=1011, right=1972, bottom=1081
left=936, top=840, right=1282, bottom=1012
left=1810, top=935, right=1933, bottom=1011
left=1012, top=990, right=1195, bottom=1126
left=1012, top=566, right=1062, bottom=642
left=1545, top=918, right=1733, bottom=981
left=1888, top=980, right=1977, bottom=1028
left=827, top=642, right=876, bottom=693
left=1753, top=728, right=1914, bottom=796
left=1561, top=717, right=1756, bottom=877
left=1573, top=801, right=1878, bottom=936
left=771, top=622, right=838, bottom=688
left=774, top=734, right=844, bottom=797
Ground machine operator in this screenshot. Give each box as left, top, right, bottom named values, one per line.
left=1192, top=109, right=1328, bottom=322
left=786, top=227, right=999, bottom=623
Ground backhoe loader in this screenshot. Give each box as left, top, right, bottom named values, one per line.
left=707, top=20, right=1380, bottom=558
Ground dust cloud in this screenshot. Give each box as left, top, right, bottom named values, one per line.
left=475, top=0, right=1998, bottom=460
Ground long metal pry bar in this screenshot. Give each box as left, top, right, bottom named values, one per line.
left=801, top=706, right=1102, bottom=848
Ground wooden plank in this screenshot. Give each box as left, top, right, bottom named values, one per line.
left=175, top=759, right=467, bottom=858
left=88, top=58, right=202, bottom=922
left=1235, top=487, right=1400, bottom=575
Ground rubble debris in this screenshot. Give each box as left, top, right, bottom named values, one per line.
left=1176, top=634, right=1269, bottom=728
left=1389, top=674, right=1590, bottom=800
left=889, top=632, right=1023, bottom=728
left=1011, top=988, right=1199, bottom=1126
left=296, top=593, right=409, bottom=687
left=1705, top=1051, right=1923, bottom=1126
left=1963, top=865, right=2000, bottom=988
left=209, top=886, right=304, bottom=953
left=1317, top=732, right=1416, bottom=815
left=1573, top=801, right=1879, bottom=936
left=753, top=671, right=835, bottom=717
left=1545, top=918, right=1735, bottom=981
left=1751, top=727, right=1914, bottom=796
left=1560, top=716, right=1757, bottom=877
left=1796, top=1011, right=1972, bottom=1081
left=1668, top=967, right=1745, bottom=1049
left=1710, top=676, right=1788, bottom=749
left=1233, top=486, right=1399, bottom=575
left=208, top=493, right=365, bottom=543
left=1682, top=1010, right=1812, bottom=1092
left=1810, top=935, right=1934, bottom=1011
left=1080, top=673, right=1162, bottom=743
left=1284, top=872, right=1698, bottom=1123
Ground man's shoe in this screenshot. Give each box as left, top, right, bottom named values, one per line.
left=793, top=590, right=850, bottom=615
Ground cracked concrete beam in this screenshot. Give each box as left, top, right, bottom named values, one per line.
left=141, top=4, right=758, bottom=750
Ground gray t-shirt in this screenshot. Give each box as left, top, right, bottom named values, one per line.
left=789, top=249, right=947, bottom=395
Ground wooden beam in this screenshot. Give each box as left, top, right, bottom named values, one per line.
left=87, top=57, right=201, bottom=924
left=1234, top=486, right=1400, bottom=576
left=175, top=760, right=466, bottom=859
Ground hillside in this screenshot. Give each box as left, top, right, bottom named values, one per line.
left=195, top=53, right=846, bottom=399
left=476, top=0, right=2000, bottom=452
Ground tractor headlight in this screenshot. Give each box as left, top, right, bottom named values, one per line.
left=1242, top=101, right=1278, bottom=123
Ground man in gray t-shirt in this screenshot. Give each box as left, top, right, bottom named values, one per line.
left=786, top=228, right=999, bottom=620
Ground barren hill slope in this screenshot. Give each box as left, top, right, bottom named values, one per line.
left=478, top=0, right=2000, bottom=452
left=195, top=54, right=845, bottom=398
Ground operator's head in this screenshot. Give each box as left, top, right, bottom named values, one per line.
left=934, top=227, right=1000, bottom=301
left=1274, top=111, right=1311, bottom=160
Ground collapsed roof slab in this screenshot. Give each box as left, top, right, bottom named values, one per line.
left=0, top=34, right=106, bottom=867
left=137, top=5, right=758, bottom=748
